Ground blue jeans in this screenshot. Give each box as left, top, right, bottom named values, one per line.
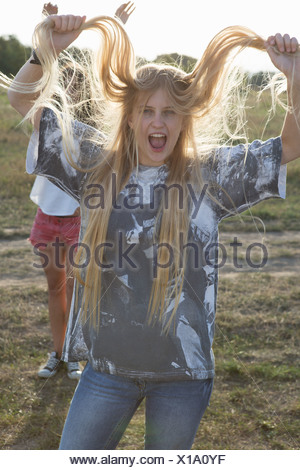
left=59, top=363, right=213, bottom=450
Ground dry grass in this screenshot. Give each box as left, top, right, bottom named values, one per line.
left=0, top=272, right=299, bottom=450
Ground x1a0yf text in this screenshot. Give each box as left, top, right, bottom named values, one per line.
left=175, top=454, right=226, bottom=464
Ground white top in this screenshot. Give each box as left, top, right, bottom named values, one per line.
left=30, top=175, right=79, bottom=216
left=27, top=132, right=80, bottom=216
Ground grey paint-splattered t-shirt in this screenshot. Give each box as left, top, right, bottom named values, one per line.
left=27, top=108, right=286, bottom=381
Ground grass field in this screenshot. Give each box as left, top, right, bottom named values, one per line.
left=0, top=274, right=299, bottom=450
left=0, top=90, right=299, bottom=450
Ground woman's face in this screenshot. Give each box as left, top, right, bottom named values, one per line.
left=129, top=88, right=184, bottom=166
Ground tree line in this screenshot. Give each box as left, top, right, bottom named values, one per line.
left=0, top=36, right=31, bottom=76
left=0, top=34, right=270, bottom=86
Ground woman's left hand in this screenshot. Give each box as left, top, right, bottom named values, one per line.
left=265, top=33, right=300, bottom=81
left=115, top=2, right=135, bottom=25
left=271, top=34, right=300, bottom=165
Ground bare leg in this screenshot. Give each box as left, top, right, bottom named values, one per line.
left=37, top=239, right=81, bottom=379
left=42, top=242, right=68, bottom=357
left=65, top=244, right=75, bottom=324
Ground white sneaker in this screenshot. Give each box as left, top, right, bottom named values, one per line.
left=66, top=362, right=82, bottom=380
left=38, top=352, right=61, bottom=378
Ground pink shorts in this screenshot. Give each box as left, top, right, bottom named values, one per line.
left=29, top=208, right=81, bottom=249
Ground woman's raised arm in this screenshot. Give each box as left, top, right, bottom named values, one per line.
left=7, top=14, right=86, bottom=126
left=265, top=33, right=300, bottom=165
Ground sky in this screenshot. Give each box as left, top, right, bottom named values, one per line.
left=1, top=0, right=299, bottom=72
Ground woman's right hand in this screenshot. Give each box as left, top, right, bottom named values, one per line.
left=44, top=14, right=86, bottom=55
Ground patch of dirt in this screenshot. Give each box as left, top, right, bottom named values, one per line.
left=0, top=238, right=46, bottom=288
left=0, top=231, right=300, bottom=287
left=219, top=231, right=300, bottom=277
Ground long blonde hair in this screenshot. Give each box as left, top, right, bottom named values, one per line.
left=1, top=16, right=292, bottom=329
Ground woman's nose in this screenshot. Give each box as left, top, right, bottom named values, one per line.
left=152, top=112, right=164, bottom=127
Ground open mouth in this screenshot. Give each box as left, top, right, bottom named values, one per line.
left=148, top=133, right=167, bottom=151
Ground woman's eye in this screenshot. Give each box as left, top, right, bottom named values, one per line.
left=164, top=110, right=175, bottom=116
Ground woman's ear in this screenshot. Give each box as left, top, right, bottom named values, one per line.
left=128, top=115, right=133, bottom=128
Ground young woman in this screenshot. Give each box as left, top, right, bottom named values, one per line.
left=3, top=10, right=300, bottom=449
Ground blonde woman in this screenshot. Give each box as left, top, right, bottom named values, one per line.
left=4, top=10, right=300, bottom=449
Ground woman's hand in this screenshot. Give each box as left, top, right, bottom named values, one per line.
left=269, top=34, right=300, bottom=164
left=115, top=2, right=135, bottom=25
left=265, top=33, right=300, bottom=82
left=42, top=2, right=58, bottom=16
left=44, top=14, right=86, bottom=55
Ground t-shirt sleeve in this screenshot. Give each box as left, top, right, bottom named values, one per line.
left=213, top=137, right=286, bottom=220
left=26, top=108, right=103, bottom=203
